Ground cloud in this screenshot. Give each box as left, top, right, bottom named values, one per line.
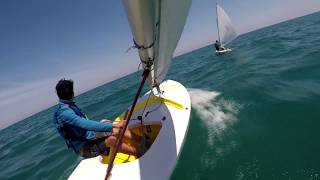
left=0, top=62, right=137, bottom=130
left=0, top=79, right=57, bottom=130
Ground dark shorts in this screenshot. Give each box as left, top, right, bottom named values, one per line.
left=79, top=136, right=111, bottom=158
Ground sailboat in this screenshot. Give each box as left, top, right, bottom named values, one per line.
left=215, top=3, right=237, bottom=54
left=69, top=0, right=191, bottom=179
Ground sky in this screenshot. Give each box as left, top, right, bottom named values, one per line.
left=0, top=0, right=319, bottom=129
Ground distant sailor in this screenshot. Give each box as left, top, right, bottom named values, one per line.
left=214, top=40, right=225, bottom=51
left=52, top=79, right=140, bottom=158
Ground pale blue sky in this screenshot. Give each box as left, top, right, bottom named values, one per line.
left=0, top=0, right=319, bottom=129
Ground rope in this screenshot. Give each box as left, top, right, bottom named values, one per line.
left=133, top=38, right=155, bottom=50
left=136, top=92, right=153, bottom=155
left=143, top=84, right=164, bottom=118
left=141, top=92, right=152, bottom=118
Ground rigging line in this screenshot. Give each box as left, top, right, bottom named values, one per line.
left=136, top=87, right=152, bottom=153
left=133, top=38, right=155, bottom=50
left=137, top=62, right=142, bottom=72
left=136, top=62, right=152, bottom=146
left=144, top=99, right=163, bottom=118
left=144, top=84, right=165, bottom=118
left=141, top=92, right=152, bottom=118
left=105, top=69, right=150, bottom=180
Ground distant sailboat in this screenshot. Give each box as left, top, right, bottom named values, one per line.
left=215, top=3, right=237, bottom=54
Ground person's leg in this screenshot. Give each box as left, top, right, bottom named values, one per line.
left=80, top=137, right=111, bottom=158
left=111, top=121, right=153, bottom=156
left=124, top=129, right=142, bottom=146
left=106, top=135, right=139, bottom=156
left=112, top=125, right=142, bottom=146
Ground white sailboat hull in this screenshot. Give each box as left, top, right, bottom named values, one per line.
left=69, top=80, right=191, bottom=180
left=215, top=48, right=232, bottom=55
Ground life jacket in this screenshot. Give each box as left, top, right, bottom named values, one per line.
left=214, top=42, right=221, bottom=50
left=54, top=101, right=88, bottom=152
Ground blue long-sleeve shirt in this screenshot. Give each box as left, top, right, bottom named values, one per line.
left=53, top=100, right=112, bottom=153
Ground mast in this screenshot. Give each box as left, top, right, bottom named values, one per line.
left=216, top=3, right=221, bottom=43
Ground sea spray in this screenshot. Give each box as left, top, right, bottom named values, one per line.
left=188, top=88, right=240, bottom=146
left=187, top=88, right=241, bottom=170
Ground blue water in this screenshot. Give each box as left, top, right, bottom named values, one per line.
left=1, top=12, right=320, bottom=180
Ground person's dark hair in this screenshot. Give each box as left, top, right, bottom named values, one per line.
left=56, top=79, right=74, bottom=100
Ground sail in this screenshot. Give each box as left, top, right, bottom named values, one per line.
left=216, top=4, right=237, bottom=45
left=123, top=0, right=191, bottom=86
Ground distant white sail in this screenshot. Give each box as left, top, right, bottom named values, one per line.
left=123, top=0, right=191, bottom=86
left=216, top=4, right=237, bottom=45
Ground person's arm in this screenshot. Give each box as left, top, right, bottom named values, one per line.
left=59, top=108, right=112, bottom=132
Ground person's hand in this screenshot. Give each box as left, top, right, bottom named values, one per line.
left=100, top=119, right=112, bottom=123
left=112, top=120, right=127, bottom=136
left=112, top=120, right=126, bottom=128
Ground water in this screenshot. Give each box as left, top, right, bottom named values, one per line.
left=1, top=12, right=320, bottom=180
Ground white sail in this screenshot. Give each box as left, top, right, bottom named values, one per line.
left=123, top=0, right=191, bottom=86
left=216, top=4, right=237, bottom=45
left=154, top=0, right=191, bottom=84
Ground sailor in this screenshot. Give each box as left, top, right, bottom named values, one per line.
left=214, top=40, right=225, bottom=51
left=53, top=79, right=140, bottom=158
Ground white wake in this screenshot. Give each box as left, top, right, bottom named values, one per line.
left=188, top=88, right=240, bottom=147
